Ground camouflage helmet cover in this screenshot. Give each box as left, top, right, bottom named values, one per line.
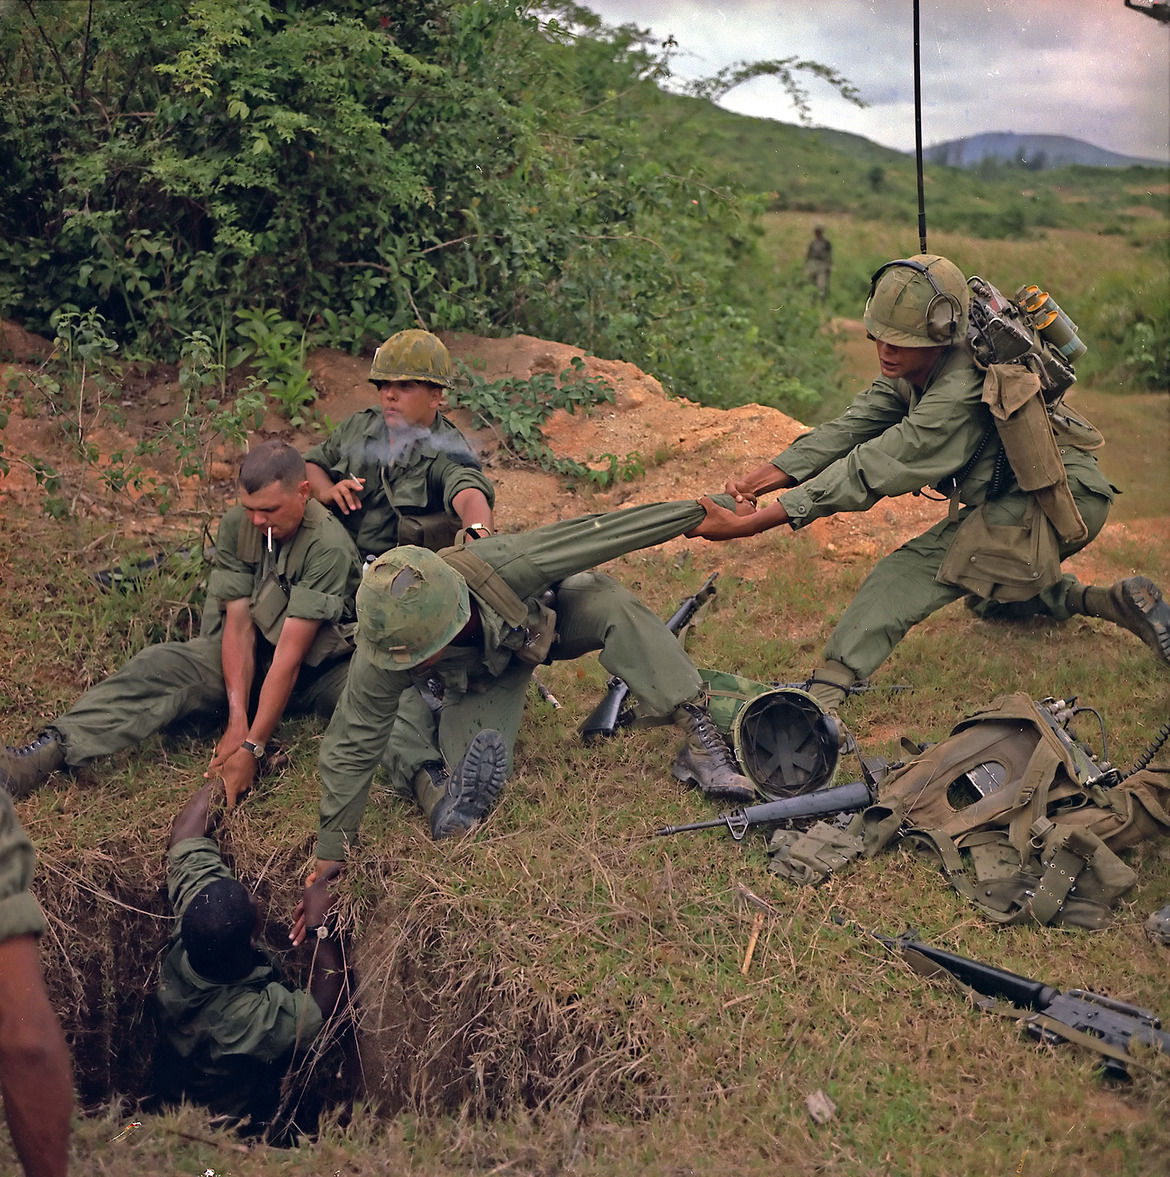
left=356, top=546, right=470, bottom=670
left=368, top=329, right=455, bottom=389
left=863, top=253, right=970, bottom=347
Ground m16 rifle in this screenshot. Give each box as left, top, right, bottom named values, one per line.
left=654, top=778, right=874, bottom=841
left=580, top=571, right=719, bottom=742
left=878, top=930, right=1170, bottom=1079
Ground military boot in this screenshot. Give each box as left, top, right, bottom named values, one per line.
left=806, top=661, right=859, bottom=754
left=0, top=731, right=66, bottom=798
left=1069, top=576, right=1170, bottom=666
left=670, top=699, right=756, bottom=801
left=414, top=728, right=508, bottom=840
left=1145, top=904, right=1170, bottom=946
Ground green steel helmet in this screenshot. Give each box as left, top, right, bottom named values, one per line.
left=864, top=254, right=970, bottom=347
left=368, top=329, right=455, bottom=389
left=356, top=546, right=470, bottom=670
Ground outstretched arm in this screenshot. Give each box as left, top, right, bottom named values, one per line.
left=725, top=461, right=797, bottom=505
left=169, top=782, right=224, bottom=848
left=212, top=596, right=257, bottom=765
left=209, top=615, right=323, bottom=807
left=686, top=494, right=791, bottom=541
left=0, top=935, right=72, bottom=1177
left=289, top=866, right=348, bottom=1021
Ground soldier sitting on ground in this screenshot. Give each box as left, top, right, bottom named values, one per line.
left=154, top=782, right=349, bottom=1140
left=689, top=253, right=1170, bottom=717
left=0, top=790, right=72, bottom=1177
left=290, top=496, right=760, bottom=906
left=304, top=328, right=495, bottom=558
left=1, top=440, right=362, bottom=805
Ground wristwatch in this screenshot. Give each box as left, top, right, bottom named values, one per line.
left=310, top=924, right=332, bottom=940
left=241, top=739, right=266, bottom=760
left=466, top=523, right=491, bottom=538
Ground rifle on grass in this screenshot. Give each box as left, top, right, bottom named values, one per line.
left=877, top=930, right=1170, bottom=1079
left=581, top=571, right=719, bottom=742
left=654, top=778, right=873, bottom=841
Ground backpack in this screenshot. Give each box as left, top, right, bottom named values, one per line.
left=769, top=694, right=1170, bottom=929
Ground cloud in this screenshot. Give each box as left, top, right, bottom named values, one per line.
left=578, top=0, right=1170, bottom=160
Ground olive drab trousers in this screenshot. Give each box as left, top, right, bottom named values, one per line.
left=822, top=471, right=1113, bottom=680
left=379, top=570, right=704, bottom=789
left=50, top=637, right=351, bottom=766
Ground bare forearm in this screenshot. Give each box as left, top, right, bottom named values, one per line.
left=220, top=604, right=257, bottom=729
left=730, top=461, right=797, bottom=501
left=452, top=487, right=494, bottom=531
left=0, top=943, right=72, bottom=1177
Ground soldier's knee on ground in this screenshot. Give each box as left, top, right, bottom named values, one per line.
left=418, top=729, right=508, bottom=840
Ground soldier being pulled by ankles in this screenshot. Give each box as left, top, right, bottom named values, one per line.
left=688, top=253, right=1170, bottom=719
left=299, top=497, right=759, bottom=898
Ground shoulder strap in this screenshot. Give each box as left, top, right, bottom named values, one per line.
left=439, top=546, right=528, bottom=628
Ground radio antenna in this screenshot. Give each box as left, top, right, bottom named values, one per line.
left=913, top=0, right=928, bottom=252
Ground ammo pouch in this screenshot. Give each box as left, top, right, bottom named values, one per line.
left=439, top=545, right=558, bottom=666
left=936, top=363, right=1093, bottom=603
left=396, top=510, right=461, bottom=552
left=983, top=364, right=1087, bottom=544
left=936, top=496, right=1061, bottom=602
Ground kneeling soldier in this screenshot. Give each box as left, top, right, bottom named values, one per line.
left=307, top=498, right=756, bottom=880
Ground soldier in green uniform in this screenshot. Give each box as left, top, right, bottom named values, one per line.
left=804, top=224, right=832, bottom=301
left=154, top=782, right=347, bottom=1137
left=303, top=497, right=757, bottom=881
left=304, top=329, right=495, bottom=558
left=691, top=253, right=1170, bottom=712
left=1, top=441, right=362, bottom=805
left=0, top=791, right=72, bottom=1177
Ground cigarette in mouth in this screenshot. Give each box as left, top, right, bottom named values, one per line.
left=267, top=526, right=274, bottom=553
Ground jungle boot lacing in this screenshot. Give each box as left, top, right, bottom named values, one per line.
left=670, top=699, right=756, bottom=802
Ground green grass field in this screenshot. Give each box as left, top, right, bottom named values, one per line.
left=2, top=194, right=1168, bottom=1176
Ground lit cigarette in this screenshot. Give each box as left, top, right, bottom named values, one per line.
left=267, top=526, right=274, bottom=553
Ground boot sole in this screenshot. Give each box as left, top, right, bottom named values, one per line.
left=431, top=729, right=508, bottom=839
left=1120, top=577, right=1170, bottom=665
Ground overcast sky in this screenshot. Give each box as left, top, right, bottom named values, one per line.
left=574, top=1, right=1170, bottom=163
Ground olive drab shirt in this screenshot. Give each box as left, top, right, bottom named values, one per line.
left=206, top=499, right=362, bottom=666
left=155, top=838, right=324, bottom=1117
left=0, top=791, right=44, bottom=944
left=303, top=408, right=495, bottom=559
left=774, top=345, right=1111, bottom=527
left=314, top=498, right=716, bottom=862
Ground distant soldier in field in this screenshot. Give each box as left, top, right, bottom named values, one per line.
left=690, top=253, right=1170, bottom=716
left=804, top=224, right=833, bottom=301
left=304, top=329, right=495, bottom=558
left=0, top=441, right=362, bottom=806
left=154, top=782, right=348, bottom=1139
left=0, top=791, right=72, bottom=1177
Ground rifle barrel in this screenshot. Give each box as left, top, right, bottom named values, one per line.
left=896, top=938, right=1058, bottom=1010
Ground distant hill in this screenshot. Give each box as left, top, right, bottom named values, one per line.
left=925, top=132, right=1166, bottom=170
